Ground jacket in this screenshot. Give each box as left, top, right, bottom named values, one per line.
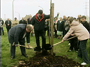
left=8, top=24, right=30, bottom=44
left=81, top=21, right=90, bottom=32
left=63, top=20, right=89, bottom=41
left=19, top=20, right=27, bottom=24
left=5, top=20, right=12, bottom=28
left=31, top=14, right=50, bottom=31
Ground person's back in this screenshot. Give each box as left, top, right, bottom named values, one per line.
left=69, top=20, right=89, bottom=40
left=9, top=24, right=26, bottom=37
left=19, top=18, right=27, bottom=24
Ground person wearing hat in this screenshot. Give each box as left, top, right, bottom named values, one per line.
left=8, top=24, right=33, bottom=59
left=31, top=10, right=50, bottom=52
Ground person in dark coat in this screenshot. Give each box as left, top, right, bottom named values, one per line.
left=27, top=17, right=35, bottom=36
left=61, top=16, right=67, bottom=37
left=57, top=17, right=63, bottom=39
left=19, top=17, right=33, bottom=48
left=27, top=17, right=32, bottom=24
left=45, top=19, right=50, bottom=36
left=8, top=24, right=33, bottom=59
left=0, top=18, right=4, bottom=35
left=80, top=16, right=90, bottom=32
left=19, top=18, right=27, bottom=24
left=0, top=27, right=1, bottom=36
left=5, top=18, right=12, bottom=33
left=31, top=10, right=50, bottom=52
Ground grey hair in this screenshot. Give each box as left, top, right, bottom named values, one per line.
left=26, top=24, right=33, bottom=31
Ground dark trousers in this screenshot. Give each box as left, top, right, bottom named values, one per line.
left=45, top=27, right=49, bottom=36
left=63, top=30, right=68, bottom=37
left=69, top=37, right=78, bottom=51
left=0, top=27, right=1, bottom=36
left=54, top=29, right=57, bottom=38
left=78, top=39, right=90, bottom=64
left=35, top=30, right=46, bottom=49
left=11, top=44, right=26, bottom=57
left=6, top=27, right=11, bottom=33
left=9, top=36, right=26, bottom=57
left=1, top=27, right=4, bottom=35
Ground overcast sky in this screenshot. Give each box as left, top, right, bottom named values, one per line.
left=1, top=0, right=89, bottom=20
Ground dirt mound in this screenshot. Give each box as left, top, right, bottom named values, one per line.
left=18, top=52, right=82, bottom=67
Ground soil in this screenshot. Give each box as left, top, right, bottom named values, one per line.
left=17, top=51, right=83, bottom=67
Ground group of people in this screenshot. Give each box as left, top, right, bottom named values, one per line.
left=0, top=9, right=90, bottom=65
left=53, top=15, right=90, bottom=65
left=5, top=10, right=50, bottom=59
left=61, top=17, right=90, bottom=65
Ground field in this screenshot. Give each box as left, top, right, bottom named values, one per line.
left=2, top=27, right=90, bottom=67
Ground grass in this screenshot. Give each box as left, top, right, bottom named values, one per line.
left=2, top=27, right=90, bottom=67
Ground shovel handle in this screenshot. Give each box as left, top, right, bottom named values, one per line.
left=53, top=36, right=77, bottom=46
left=53, top=41, right=63, bottom=46
left=66, top=36, right=76, bottom=41
left=12, top=44, right=26, bottom=47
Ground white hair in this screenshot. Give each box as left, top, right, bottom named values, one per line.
left=26, top=24, right=33, bottom=31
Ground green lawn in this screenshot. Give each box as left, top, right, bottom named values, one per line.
left=2, top=27, right=90, bottom=67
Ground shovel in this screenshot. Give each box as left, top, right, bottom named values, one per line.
left=12, top=44, right=33, bottom=49
left=45, top=36, right=77, bottom=50
left=53, top=36, right=77, bottom=46
left=18, top=45, right=33, bottom=49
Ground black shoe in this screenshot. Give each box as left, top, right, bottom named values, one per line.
left=11, top=56, right=15, bottom=59
left=34, top=47, right=42, bottom=51
left=22, top=54, right=28, bottom=58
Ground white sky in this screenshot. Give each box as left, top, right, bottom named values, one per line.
left=1, top=0, right=89, bottom=20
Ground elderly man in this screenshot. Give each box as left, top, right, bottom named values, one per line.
left=8, top=24, right=33, bottom=59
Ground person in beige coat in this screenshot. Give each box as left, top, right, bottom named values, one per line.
left=61, top=18, right=90, bottom=65
left=12, top=17, right=19, bottom=27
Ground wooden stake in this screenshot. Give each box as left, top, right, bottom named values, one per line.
left=50, top=3, right=54, bottom=55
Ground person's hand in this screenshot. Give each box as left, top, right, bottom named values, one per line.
left=12, top=44, right=18, bottom=47
left=27, top=44, right=33, bottom=48
left=15, top=44, right=18, bottom=47
left=61, top=39, right=64, bottom=43
left=71, top=34, right=75, bottom=36
left=27, top=44, right=30, bottom=48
